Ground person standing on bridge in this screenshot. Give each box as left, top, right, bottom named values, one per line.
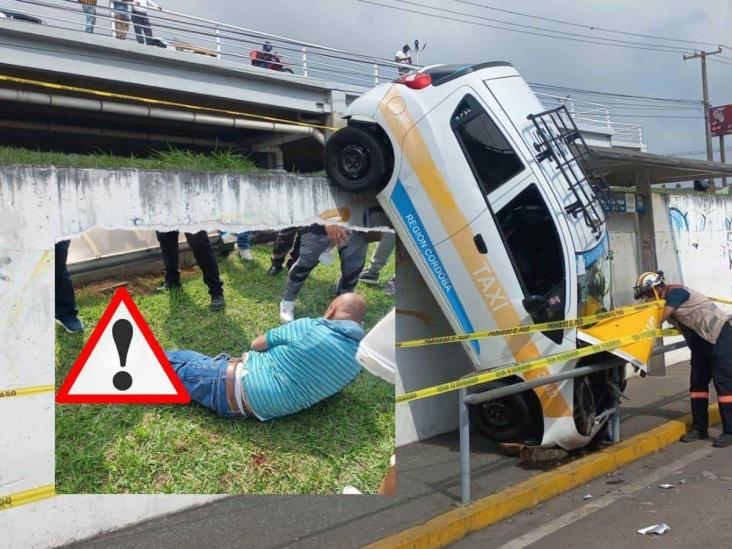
left=78, top=0, right=97, bottom=34
left=394, top=44, right=412, bottom=75
left=634, top=271, right=732, bottom=448
left=112, top=0, right=133, bottom=40
left=131, top=0, right=161, bottom=46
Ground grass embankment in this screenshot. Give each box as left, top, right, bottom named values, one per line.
left=55, top=242, right=395, bottom=494
left=0, top=146, right=259, bottom=173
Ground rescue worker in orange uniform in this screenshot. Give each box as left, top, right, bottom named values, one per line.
left=634, top=271, right=732, bottom=448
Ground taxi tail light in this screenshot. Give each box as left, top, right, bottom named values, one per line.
left=397, top=72, right=432, bottom=89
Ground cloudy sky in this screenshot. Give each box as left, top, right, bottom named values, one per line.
left=14, top=0, right=732, bottom=156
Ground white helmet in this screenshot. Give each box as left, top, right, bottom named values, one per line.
left=633, top=271, right=665, bottom=300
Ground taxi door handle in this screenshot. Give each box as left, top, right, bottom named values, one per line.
left=473, top=234, right=487, bottom=254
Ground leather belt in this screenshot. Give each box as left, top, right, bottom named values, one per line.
left=225, top=358, right=253, bottom=416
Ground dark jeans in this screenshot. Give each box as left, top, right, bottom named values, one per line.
left=689, top=323, right=732, bottom=434
left=132, top=11, right=153, bottom=44
left=156, top=230, right=224, bottom=296
left=283, top=225, right=367, bottom=302
left=55, top=240, right=78, bottom=319
left=271, top=227, right=301, bottom=269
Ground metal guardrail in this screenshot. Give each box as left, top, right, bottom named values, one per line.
left=1, top=0, right=645, bottom=147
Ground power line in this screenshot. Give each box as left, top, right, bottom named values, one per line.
left=456, top=0, right=731, bottom=50
left=709, top=57, right=732, bottom=67
left=356, top=0, right=694, bottom=54
left=528, top=83, right=702, bottom=105
left=386, top=0, right=690, bottom=53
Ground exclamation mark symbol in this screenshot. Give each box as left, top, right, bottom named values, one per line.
left=112, top=319, right=133, bottom=391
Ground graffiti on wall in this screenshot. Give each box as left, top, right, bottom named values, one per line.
left=667, top=196, right=732, bottom=271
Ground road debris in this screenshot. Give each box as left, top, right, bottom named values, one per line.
left=638, top=523, right=670, bottom=536
left=583, top=494, right=593, bottom=500
left=658, top=483, right=674, bottom=489
left=702, top=470, right=718, bottom=480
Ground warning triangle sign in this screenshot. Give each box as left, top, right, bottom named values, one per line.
left=56, top=287, right=190, bottom=404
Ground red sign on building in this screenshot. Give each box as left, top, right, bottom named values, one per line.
left=709, top=104, right=732, bottom=137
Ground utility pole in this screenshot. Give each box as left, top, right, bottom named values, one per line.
left=683, top=47, right=722, bottom=192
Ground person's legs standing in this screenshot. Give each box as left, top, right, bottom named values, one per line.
left=155, top=230, right=182, bottom=289
left=681, top=348, right=713, bottom=441
left=336, top=231, right=368, bottom=295
left=55, top=240, right=84, bottom=332
left=236, top=232, right=253, bottom=261
left=131, top=11, right=146, bottom=43
left=166, top=350, right=243, bottom=418
left=269, top=227, right=298, bottom=275
left=359, top=232, right=395, bottom=284
left=141, top=14, right=153, bottom=44
left=280, top=227, right=330, bottom=321
left=710, top=324, right=732, bottom=446
left=287, top=229, right=302, bottom=269
left=82, top=4, right=96, bottom=34
left=184, top=231, right=225, bottom=310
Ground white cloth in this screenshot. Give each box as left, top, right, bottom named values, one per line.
left=395, top=50, right=411, bottom=64
left=356, top=308, right=396, bottom=384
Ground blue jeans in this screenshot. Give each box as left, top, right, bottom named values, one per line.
left=166, top=350, right=246, bottom=418
left=236, top=232, right=251, bottom=250
left=82, top=4, right=96, bottom=33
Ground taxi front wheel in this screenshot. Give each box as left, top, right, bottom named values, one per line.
left=325, top=126, right=392, bottom=193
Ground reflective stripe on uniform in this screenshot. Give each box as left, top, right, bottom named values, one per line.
left=718, top=395, right=732, bottom=403
left=690, top=391, right=710, bottom=399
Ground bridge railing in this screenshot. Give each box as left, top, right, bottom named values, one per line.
left=5, top=0, right=413, bottom=86
left=2, top=0, right=645, bottom=148
left=535, top=92, right=644, bottom=147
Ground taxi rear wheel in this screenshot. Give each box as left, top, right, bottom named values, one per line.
left=324, top=126, right=391, bottom=193
left=469, top=381, right=542, bottom=444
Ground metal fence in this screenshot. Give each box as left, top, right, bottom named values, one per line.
left=535, top=92, right=644, bottom=147
left=1, top=0, right=645, bottom=147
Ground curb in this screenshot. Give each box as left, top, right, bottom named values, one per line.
left=366, top=404, right=721, bottom=549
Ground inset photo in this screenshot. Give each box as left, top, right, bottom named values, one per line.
left=55, top=226, right=395, bottom=494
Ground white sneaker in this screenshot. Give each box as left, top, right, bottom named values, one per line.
left=279, top=300, right=295, bottom=323
left=238, top=248, right=253, bottom=261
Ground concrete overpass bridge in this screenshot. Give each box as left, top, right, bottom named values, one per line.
left=0, top=0, right=650, bottom=171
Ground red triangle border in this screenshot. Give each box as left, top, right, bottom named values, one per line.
left=56, top=287, right=190, bottom=405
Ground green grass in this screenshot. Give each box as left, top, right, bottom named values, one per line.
left=0, top=146, right=259, bottom=173
left=55, top=242, right=395, bottom=494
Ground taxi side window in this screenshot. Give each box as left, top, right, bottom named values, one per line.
left=496, top=185, right=566, bottom=341
left=451, top=94, right=524, bottom=198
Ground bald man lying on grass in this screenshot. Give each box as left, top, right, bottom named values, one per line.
left=166, top=293, right=367, bottom=420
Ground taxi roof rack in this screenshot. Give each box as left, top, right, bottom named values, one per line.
left=527, top=105, right=619, bottom=239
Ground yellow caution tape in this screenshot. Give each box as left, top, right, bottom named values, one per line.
left=396, top=328, right=679, bottom=404
left=0, top=385, right=55, bottom=399
left=0, top=484, right=56, bottom=512
left=0, top=74, right=338, bottom=131
left=396, top=301, right=664, bottom=349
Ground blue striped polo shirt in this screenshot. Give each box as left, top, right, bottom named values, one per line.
left=242, top=318, right=364, bottom=420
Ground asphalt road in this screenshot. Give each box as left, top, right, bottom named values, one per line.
left=453, top=428, right=732, bottom=548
